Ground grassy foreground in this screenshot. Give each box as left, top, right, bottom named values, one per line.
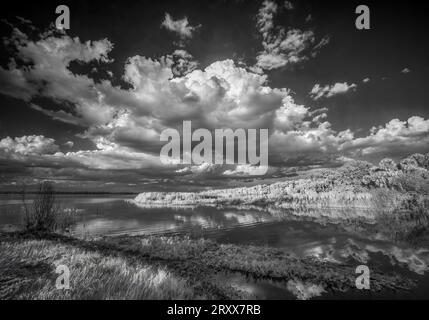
left=0, top=231, right=415, bottom=300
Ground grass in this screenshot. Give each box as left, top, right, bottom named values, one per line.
left=0, top=231, right=416, bottom=300
left=0, top=234, right=203, bottom=300
left=22, top=182, right=78, bottom=234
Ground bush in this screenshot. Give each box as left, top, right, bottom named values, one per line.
left=337, top=160, right=374, bottom=186
left=23, top=181, right=59, bottom=232
left=379, top=158, right=397, bottom=171
left=393, top=172, right=429, bottom=195
left=362, top=170, right=399, bottom=189
left=408, top=153, right=426, bottom=168
left=398, top=157, right=419, bottom=171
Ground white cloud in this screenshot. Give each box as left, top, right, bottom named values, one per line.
left=0, top=28, right=116, bottom=126
left=161, top=13, right=199, bottom=41
left=0, top=134, right=168, bottom=172
left=63, top=145, right=164, bottom=170
left=362, top=78, right=370, bottom=83
left=256, top=0, right=278, bottom=38
left=310, top=82, right=357, bottom=100
left=255, top=0, right=329, bottom=70
left=401, top=67, right=411, bottom=74
left=342, top=116, right=429, bottom=156
left=0, top=135, right=59, bottom=155
left=0, top=23, right=428, bottom=181
left=175, top=163, right=224, bottom=176
left=64, top=141, right=74, bottom=148
left=223, top=164, right=270, bottom=176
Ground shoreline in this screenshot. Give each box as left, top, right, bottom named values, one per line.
left=0, top=231, right=418, bottom=300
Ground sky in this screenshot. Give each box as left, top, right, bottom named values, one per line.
left=0, top=0, right=428, bottom=192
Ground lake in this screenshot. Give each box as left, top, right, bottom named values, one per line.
left=1, top=194, right=429, bottom=299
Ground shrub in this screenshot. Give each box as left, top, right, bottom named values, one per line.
left=393, top=172, right=429, bottom=195
left=408, top=153, right=426, bottom=168
left=379, top=158, right=397, bottom=171
left=336, top=160, right=374, bottom=189
left=362, top=170, right=399, bottom=189
left=23, top=181, right=59, bottom=232
left=398, top=157, right=419, bottom=171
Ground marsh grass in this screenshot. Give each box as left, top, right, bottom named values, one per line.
left=21, top=182, right=79, bottom=234
left=0, top=232, right=416, bottom=300
left=102, top=235, right=415, bottom=294
left=0, top=237, right=203, bottom=300
left=22, top=182, right=58, bottom=232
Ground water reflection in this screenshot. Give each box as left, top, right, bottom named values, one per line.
left=1, top=195, right=429, bottom=282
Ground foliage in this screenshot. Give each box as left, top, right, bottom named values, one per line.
left=394, top=171, right=429, bottom=195
left=133, top=153, right=429, bottom=239
left=337, top=160, right=374, bottom=184
left=399, top=157, right=419, bottom=171
left=378, top=158, right=397, bottom=171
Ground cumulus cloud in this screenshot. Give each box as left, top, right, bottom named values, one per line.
left=64, top=141, right=74, bottom=148
left=342, top=116, right=429, bottom=157
left=174, top=163, right=272, bottom=178
left=175, top=163, right=226, bottom=177
left=310, top=82, right=357, bottom=100
left=0, top=22, right=428, bottom=186
left=223, top=164, right=270, bottom=176
left=0, top=134, right=169, bottom=173
left=62, top=145, right=165, bottom=171
left=0, top=23, right=314, bottom=176
left=401, top=67, right=411, bottom=74
left=0, top=135, right=59, bottom=155
left=255, top=0, right=329, bottom=71
left=362, top=78, right=370, bottom=83
left=0, top=26, right=117, bottom=127
left=161, top=13, right=199, bottom=42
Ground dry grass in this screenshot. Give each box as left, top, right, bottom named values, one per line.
left=101, top=235, right=415, bottom=294
left=0, top=232, right=417, bottom=300
left=0, top=238, right=202, bottom=300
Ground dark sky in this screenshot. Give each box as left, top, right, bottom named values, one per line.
left=0, top=0, right=428, bottom=191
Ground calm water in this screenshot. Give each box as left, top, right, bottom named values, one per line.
left=1, top=194, right=429, bottom=299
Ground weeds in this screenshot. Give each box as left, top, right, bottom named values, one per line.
left=21, top=182, right=77, bottom=234
left=22, top=182, right=58, bottom=232
left=0, top=237, right=202, bottom=300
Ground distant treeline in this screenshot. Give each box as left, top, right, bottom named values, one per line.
left=0, top=191, right=138, bottom=195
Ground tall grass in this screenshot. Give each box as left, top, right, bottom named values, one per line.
left=0, top=233, right=416, bottom=299
left=23, top=182, right=58, bottom=232
left=0, top=238, right=202, bottom=300
left=22, top=182, right=77, bottom=233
